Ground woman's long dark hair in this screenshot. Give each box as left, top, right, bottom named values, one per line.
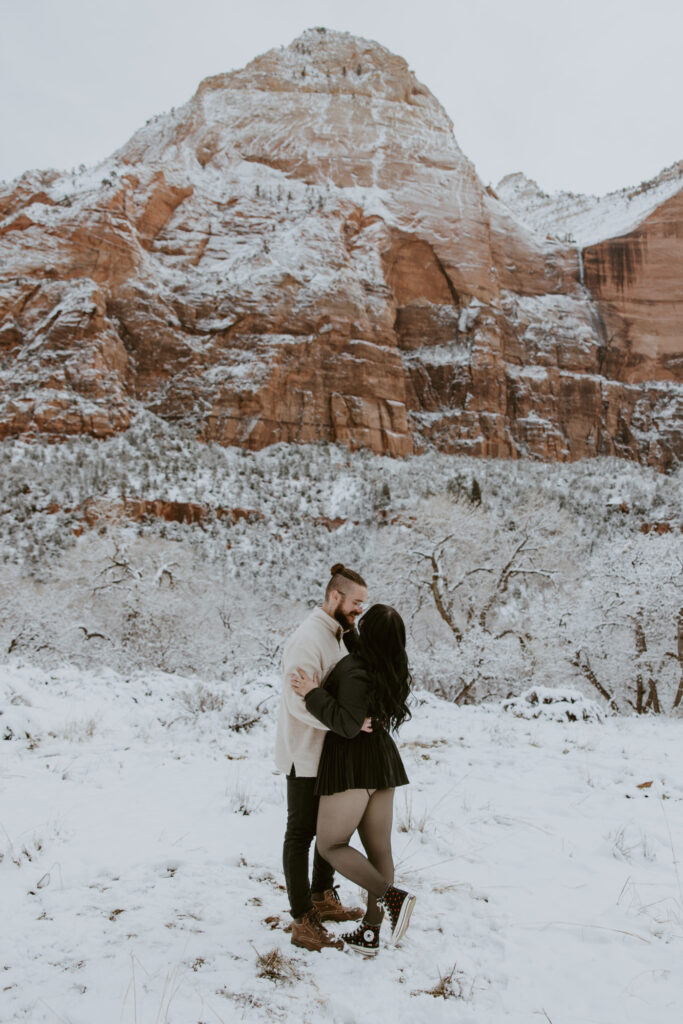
left=356, top=604, right=412, bottom=732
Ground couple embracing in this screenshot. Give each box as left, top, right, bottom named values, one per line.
left=274, top=563, right=416, bottom=957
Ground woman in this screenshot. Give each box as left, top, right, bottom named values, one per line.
left=291, top=603, right=416, bottom=957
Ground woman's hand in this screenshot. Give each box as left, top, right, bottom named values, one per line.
left=291, top=667, right=319, bottom=697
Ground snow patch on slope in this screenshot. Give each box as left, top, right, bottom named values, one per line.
left=497, top=161, right=683, bottom=247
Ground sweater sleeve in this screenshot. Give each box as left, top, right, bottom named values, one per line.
left=304, top=661, right=369, bottom=738
left=281, top=635, right=331, bottom=732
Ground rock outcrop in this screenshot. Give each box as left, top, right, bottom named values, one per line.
left=0, top=28, right=681, bottom=466
left=498, top=166, right=683, bottom=385
left=583, top=191, right=683, bottom=385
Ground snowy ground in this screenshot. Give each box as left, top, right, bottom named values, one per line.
left=2, top=663, right=683, bottom=1024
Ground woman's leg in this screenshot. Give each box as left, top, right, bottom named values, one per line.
left=316, top=790, right=390, bottom=903
left=357, top=788, right=395, bottom=925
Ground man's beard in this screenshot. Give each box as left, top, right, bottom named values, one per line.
left=334, top=607, right=355, bottom=632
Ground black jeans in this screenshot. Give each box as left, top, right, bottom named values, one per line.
left=283, top=770, right=334, bottom=920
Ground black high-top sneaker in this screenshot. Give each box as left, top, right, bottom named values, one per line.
left=342, top=919, right=381, bottom=957
left=377, top=884, right=416, bottom=945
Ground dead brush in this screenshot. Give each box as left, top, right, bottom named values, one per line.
left=413, top=962, right=470, bottom=999
left=179, top=682, right=225, bottom=715
left=253, top=946, right=301, bottom=985
left=397, top=792, right=429, bottom=833
left=228, top=777, right=262, bottom=816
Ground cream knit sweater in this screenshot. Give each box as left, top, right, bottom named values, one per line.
left=274, top=607, right=345, bottom=777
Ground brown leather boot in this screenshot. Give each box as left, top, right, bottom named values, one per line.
left=291, top=907, right=344, bottom=952
left=312, top=887, right=364, bottom=923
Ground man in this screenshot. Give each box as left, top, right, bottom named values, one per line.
left=275, top=563, right=369, bottom=951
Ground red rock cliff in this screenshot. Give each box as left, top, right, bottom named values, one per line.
left=0, top=28, right=680, bottom=466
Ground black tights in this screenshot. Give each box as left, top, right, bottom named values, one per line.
left=316, top=787, right=395, bottom=925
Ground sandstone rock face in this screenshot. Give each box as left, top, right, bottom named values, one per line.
left=0, top=28, right=681, bottom=466
left=583, top=190, right=683, bottom=384
left=498, top=167, right=683, bottom=382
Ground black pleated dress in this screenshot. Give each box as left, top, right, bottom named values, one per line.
left=305, top=653, right=409, bottom=797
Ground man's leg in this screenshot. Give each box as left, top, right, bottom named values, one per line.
left=283, top=771, right=320, bottom=920
left=283, top=770, right=344, bottom=952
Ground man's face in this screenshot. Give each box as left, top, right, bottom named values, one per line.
left=332, top=582, right=367, bottom=631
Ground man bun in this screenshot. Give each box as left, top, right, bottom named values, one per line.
left=325, top=563, right=367, bottom=597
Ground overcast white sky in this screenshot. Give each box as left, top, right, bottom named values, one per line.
left=1, top=0, right=681, bottom=195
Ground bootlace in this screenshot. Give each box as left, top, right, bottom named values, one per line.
left=309, top=908, right=330, bottom=936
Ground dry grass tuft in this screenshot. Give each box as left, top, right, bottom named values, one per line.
left=216, top=988, right=263, bottom=1009
left=179, top=683, right=225, bottom=714
left=228, top=779, right=262, bottom=816
left=413, top=962, right=469, bottom=999
left=254, top=947, right=301, bottom=985
left=397, top=792, right=429, bottom=833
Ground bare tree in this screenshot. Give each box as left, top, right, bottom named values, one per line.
left=671, top=609, right=683, bottom=710
left=408, top=516, right=556, bottom=703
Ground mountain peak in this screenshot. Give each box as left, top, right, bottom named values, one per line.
left=115, top=25, right=460, bottom=190
left=194, top=26, right=441, bottom=113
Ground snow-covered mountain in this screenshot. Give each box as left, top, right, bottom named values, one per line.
left=496, top=161, right=683, bottom=248
left=0, top=27, right=681, bottom=465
